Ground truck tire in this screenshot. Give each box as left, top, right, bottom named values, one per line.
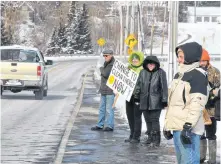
left=43, top=89, right=47, bottom=97
left=43, top=81, right=48, bottom=97
left=1, top=86, right=3, bottom=96
left=35, top=87, right=44, bottom=100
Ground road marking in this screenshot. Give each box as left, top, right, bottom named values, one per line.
left=52, top=68, right=89, bottom=164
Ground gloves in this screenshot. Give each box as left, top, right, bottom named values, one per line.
left=180, top=123, right=192, bottom=144
left=162, top=102, right=168, bottom=108
left=163, top=130, right=173, bottom=140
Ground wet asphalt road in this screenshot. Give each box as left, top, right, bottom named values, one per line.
left=1, top=60, right=96, bottom=164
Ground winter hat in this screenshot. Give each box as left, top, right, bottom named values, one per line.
left=201, top=48, right=210, bottom=61
left=103, top=49, right=113, bottom=55
left=131, top=53, right=140, bottom=61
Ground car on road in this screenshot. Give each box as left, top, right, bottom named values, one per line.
left=0, top=45, right=53, bottom=100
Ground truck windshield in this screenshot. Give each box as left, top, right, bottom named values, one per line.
left=1, top=49, right=40, bottom=62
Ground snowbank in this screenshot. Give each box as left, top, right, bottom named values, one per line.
left=44, top=55, right=99, bottom=62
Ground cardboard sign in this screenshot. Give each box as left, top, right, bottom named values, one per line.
left=107, top=59, right=139, bottom=101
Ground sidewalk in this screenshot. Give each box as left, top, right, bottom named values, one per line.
left=61, top=69, right=176, bottom=164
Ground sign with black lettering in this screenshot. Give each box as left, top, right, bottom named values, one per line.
left=107, top=59, right=139, bottom=101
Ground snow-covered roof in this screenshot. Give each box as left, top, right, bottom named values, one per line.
left=0, top=45, right=39, bottom=51
left=187, top=7, right=221, bottom=16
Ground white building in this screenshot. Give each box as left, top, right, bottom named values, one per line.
left=187, top=7, right=221, bottom=23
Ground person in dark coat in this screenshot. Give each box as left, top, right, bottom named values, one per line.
left=91, top=50, right=115, bottom=132
left=133, top=56, right=168, bottom=146
left=199, top=48, right=220, bottom=164
left=213, top=88, right=220, bottom=121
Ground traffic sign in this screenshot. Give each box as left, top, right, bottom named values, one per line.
left=97, top=38, right=106, bottom=46
left=127, top=47, right=133, bottom=55
left=125, top=34, right=137, bottom=48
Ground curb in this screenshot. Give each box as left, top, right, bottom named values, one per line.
left=52, top=68, right=90, bottom=164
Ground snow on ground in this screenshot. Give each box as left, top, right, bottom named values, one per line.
left=44, top=55, right=99, bottom=61
left=178, top=23, right=221, bottom=55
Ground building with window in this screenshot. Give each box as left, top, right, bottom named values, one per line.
left=187, top=7, right=221, bottom=23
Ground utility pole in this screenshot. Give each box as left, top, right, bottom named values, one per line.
left=150, top=2, right=155, bottom=56
left=138, top=1, right=144, bottom=51
left=130, top=1, right=135, bottom=34
left=173, top=1, right=179, bottom=76
left=161, top=3, right=167, bottom=56
left=137, top=7, right=141, bottom=50
left=194, top=1, right=197, bottom=23
left=167, top=1, right=179, bottom=83
left=124, top=2, right=129, bottom=61
left=119, top=5, right=123, bottom=58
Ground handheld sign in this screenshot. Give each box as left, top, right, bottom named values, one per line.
left=106, top=59, right=139, bottom=101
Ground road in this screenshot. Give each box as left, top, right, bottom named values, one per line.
left=1, top=60, right=96, bottom=164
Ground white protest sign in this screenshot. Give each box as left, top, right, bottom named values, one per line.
left=106, top=59, right=139, bottom=101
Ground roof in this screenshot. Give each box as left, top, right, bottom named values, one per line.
left=0, top=45, right=39, bottom=51
left=187, top=7, right=221, bottom=16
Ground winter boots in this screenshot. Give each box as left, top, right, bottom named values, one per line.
left=200, top=138, right=207, bottom=163
left=152, top=131, right=161, bottom=147
left=130, top=138, right=140, bottom=143
left=125, top=135, right=133, bottom=143
left=143, top=131, right=152, bottom=144
left=200, top=139, right=217, bottom=164
left=208, top=140, right=217, bottom=164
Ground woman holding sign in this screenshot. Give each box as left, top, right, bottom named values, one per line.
left=124, top=51, right=144, bottom=143
left=133, top=56, right=168, bottom=147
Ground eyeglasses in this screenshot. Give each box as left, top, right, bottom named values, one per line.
left=103, top=55, right=109, bottom=57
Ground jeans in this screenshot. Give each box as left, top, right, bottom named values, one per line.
left=173, top=131, right=200, bottom=164
left=97, top=94, right=115, bottom=129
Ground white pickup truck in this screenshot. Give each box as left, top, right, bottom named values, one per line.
left=0, top=45, right=53, bottom=100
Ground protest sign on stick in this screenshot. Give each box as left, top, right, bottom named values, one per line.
left=106, top=59, right=139, bottom=101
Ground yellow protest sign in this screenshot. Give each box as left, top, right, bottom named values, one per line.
left=97, top=38, right=106, bottom=46
left=125, top=34, right=138, bottom=48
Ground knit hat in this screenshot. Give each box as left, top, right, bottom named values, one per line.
left=201, top=48, right=210, bottom=61
left=131, top=53, right=140, bottom=61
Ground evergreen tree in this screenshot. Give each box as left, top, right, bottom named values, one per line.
left=67, top=1, right=76, bottom=24
left=57, top=23, right=67, bottom=53
left=65, top=2, right=80, bottom=55
left=78, top=4, right=93, bottom=54
left=1, top=19, right=12, bottom=46
left=46, top=27, right=59, bottom=56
